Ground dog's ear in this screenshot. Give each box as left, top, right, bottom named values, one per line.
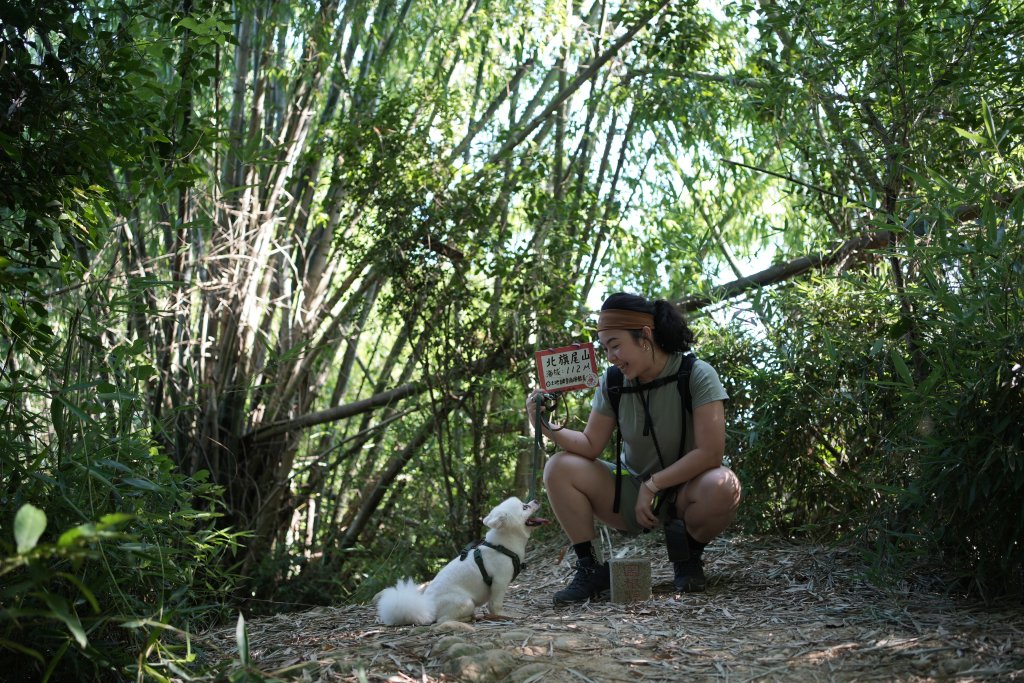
left=481, top=501, right=516, bottom=528
left=482, top=508, right=509, bottom=529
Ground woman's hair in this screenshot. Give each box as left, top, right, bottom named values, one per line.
left=601, top=292, right=695, bottom=353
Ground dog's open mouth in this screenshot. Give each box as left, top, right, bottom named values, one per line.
left=526, top=517, right=549, bottom=527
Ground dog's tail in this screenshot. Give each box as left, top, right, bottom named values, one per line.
left=376, top=578, right=435, bottom=625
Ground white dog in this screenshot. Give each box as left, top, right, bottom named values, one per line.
left=375, top=497, right=548, bottom=625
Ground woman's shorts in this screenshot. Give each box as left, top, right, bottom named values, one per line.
left=597, top=459, right=675, bottom=537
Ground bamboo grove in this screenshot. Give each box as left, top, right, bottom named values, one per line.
left=2, top=0, right=1022, bottom=678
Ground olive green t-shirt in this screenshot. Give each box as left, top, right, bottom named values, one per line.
left=591, top=352, right=728, bottom=478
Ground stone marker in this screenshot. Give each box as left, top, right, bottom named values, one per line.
left=609, top=558, right=651, bottom=603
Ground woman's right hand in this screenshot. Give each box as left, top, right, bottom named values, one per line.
left=634, top=485, right=660, bottom=530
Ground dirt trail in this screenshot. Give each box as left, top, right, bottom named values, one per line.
left=197, top=534, right=1024, bottom=681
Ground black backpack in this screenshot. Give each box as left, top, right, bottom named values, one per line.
left=606, top=353, right=696, bottom=514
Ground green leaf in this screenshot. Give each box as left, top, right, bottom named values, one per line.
left=119, top=618, right=190, bottom=638
left=0, top=638, right=44, bottom=663
left=75, top=462, right=116, bottom=491
left=42, top=639, right=70, bottom=683
left=98, top=512, right=135, bottom=528
left=139, top=664, right=172, bottom=683
left=97, top=389, right=139, bottom=402
left=952, top=126, right=985, bottom=144
left=981, top=99, right=996, bottom=146
left=129, top=363, right=156, bottom=380
left=38, top=593, right=88, bottom=648
left=58, top=523, right=95, bottom=547
left=177, top=17, right=202, bottom=33
left=122, top=477, right=164, bottom=492
left=56, top=573, right=100, bottom=614
left=236, top=612, right=249, bottom=667
left=15, top=504, right=47, bottom=553
left=97, top=458, right=133, bottom=474
left=891, top=350, right=914, bottom=387
left=56, top=395, right=95, bottom=424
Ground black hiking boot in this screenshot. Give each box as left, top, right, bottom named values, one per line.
left=664, top=519, right=690, bottom=562
left=665, top=517, right=707, bottom=592
left=553, top=558, right=610, bottom=605
left=673, top=556, right=707, bottom=592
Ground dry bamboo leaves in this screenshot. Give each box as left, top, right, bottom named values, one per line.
left=195, top=534, right=1024, bottom=682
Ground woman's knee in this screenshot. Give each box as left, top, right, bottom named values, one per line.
left=709, top=466, right=741, bottom=493
left=687, top=467, right=742, bottom=509
left=542, top=451, right=576, bottom=484
left=543, top=452, right=610, bottom=493
left=709, top=467, right=742, bottom=508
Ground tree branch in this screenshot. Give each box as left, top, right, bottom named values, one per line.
left=721, top=157, right=862, bottom=205
left=339, top=398, right=458, bottom=551
left=677, top=231, right=892, bottom=312
left=247, top=381, right=426, bottom=442
left=246, top=348, right=511, bottom=442
left=626, top=66, right=773, bottom=89
left=952, top=186, right=1024, bottom=222
left=488, top=0, right=670, bottom=164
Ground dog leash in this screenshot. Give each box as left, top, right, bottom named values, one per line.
left=530, top=392, right=561, bottom=501
left=532, top=391, right=616, bottom=564
left=530, top=393, right=544, bottom=502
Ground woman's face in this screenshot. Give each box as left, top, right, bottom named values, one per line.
left=598, top=328, right=651, bottom=380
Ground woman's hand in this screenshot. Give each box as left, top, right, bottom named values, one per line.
left=634, top=484, right=660, bottom=529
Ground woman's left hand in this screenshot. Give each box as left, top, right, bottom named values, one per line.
left=634, top=485, right=660, bottom=529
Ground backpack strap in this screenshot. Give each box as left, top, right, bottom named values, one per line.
left=606, top=353, right=697, bottom=514
left=674, top=352, right=696, bottom=461
left=676, top=353, right=696, bottom=426
left=606, top=366, right=626, bottom=514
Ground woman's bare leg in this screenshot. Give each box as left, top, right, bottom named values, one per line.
left=674, top=466, right=742, bottom=543
left=542, top=452, right=627, bottom=542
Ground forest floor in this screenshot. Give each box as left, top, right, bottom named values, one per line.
left=196, top=532, right=1024, bottom=682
